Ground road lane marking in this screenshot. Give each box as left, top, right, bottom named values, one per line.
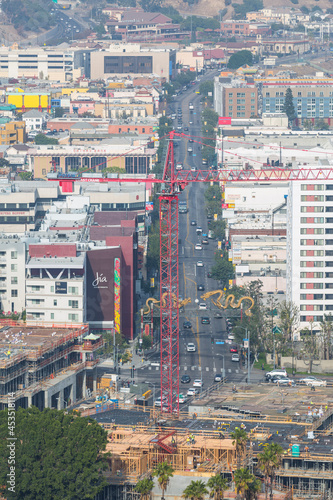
left=206, top=367, right=209, bottom=372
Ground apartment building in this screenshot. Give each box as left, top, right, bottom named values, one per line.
left=0, top=237, right=26, bottom=314
left=286, top=178, right=333, bottom=330
left=0, top=121, right=26, bottom=145
left=260, top=77, right=333, bottom=126
left=219, top=20, right=270, bottom=36
left=214, top=76, right=258, bottom=118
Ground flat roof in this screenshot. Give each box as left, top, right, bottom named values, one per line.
left=0, top=325, right=85, bottom=351
left=26, top=255, right=85, bottom=268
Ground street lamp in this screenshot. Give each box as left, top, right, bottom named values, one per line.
left=236, top=326, right=250, bottom=384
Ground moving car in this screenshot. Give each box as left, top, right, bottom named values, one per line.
left=183, top=321, right=192, bottom=329
left=228, top=333, right=235, bottom=340
left=214, top=374, right=223, bottom=382
left=197, top=284, right=205, bottom=291
left=187, top=343, right=196, bottom=352
left=231, top=353, right=240, bottom=362
left=230, top=346, right=238, bottom=353
left=177, top=394, right=187, bottom=404
left=195, top=243, right=203, bottom=250
left=191, top=220, right=197, bottom=226
left=187, top=387, right=199, bottom=396
left=193, top=379, right=203, bottom=387
left=197, top=261, right=204, bottom=267
left=198, top=303, right=207, bottom=310
left=191, top=166, right=196, bottom=172
left=299, top=376, right=326, bottom=387
left=188, top=146, right=193, bottom=153
left=196, top=227, right=203, bottom=234
left=202, top=238, right=209, bottom=245
left=181, top=374, right=191, bottom=384
left=176, top=162, right=183, bottom=171
left=201, top=317, right=210, bottom=324
left=154, top=397, right=167, bottom=407
left=214, top=311, right=223, bottom=319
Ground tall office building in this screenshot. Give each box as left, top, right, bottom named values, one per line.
left=286, top=178, right=333, bottom=331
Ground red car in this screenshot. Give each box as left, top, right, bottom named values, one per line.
left=230, top=346, right=238, bottom=353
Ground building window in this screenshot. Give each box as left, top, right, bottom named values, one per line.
left=53, top=300, right=57, bottom=306
left=11, top=290, right=17, bottom=297
left=11, top=264, right=17, bottom=272
left=11, top=277, right=18, bottom=284
left=68, top=286, right=78, bottom=295
left=51, top=286, right=54, bottom=292
left=68, top=313, right=78, bottom=321
left=11, top=251, right=17, bottom=259
left=69, top=300, right=78, bottom=308
left=51, top=313, right=54, bottom=320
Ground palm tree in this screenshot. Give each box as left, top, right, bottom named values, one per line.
left=152, top=461, right=174, bottom=500
left=234, top=468, right=256, bottom=500
left=231, top=427, right=248, bottom=468
left=135, top=477, right=154, bottom=500
left=258, top=443, right=284, bottom=500
left=246, top=477, right=261, bottom=500
left=207, top=474, right=228, bottom=500
left=182, top=480, right=209, bottom=500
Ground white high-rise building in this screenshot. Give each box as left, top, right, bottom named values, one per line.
left=286, top=178, right=333, bottom=331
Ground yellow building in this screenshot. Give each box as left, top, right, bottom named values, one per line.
left=6, top=92, right=50, bottom=112
left=0, top=121, right=26, bottom=145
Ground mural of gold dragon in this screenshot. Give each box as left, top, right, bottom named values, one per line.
left=143, top=290, right=254, bottom=316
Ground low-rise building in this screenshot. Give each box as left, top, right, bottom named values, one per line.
left=0, top=121, right=26, bottom=145
left=22, top=110, right=48, bottom=133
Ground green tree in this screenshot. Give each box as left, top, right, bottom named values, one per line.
left=278, top=300, right=299, bottom=342
left=211, top=255, right=234, bottom=288
left=135, top=477, right=154, bottom=500
left=147, top=220, right=160, bottom=270
left=199, top=80, right=214, bottom=100
left=18, top=171, right=33, bottom=180
left=140, top=0, right=162, bottom=11
left=283, top=87, right=296, bottom=126
left=234, top=468, right=258, bottom=500
left=0, top=158, right=10, bottom=167
left=152, top=461, right=174, bottom=500
left=34, top=134, right=59, bottom=145
left=258, top=443, right=284, bottom=500
left=182, top=480, right=208, bottom=500
left=314, top=119, right=329, bottom=130
left=319, top=315, right=333, bottom=360
left=231, top=428, right=248, bottom=468
left=300, top=320, right=320, bottom=374
left=54, top=106, right=65, bottom=118
left=0, top=407, right=108, bottom=500
left=207, top=474, right=228, bottom=500
left=227, top=50, right=253, bottom=69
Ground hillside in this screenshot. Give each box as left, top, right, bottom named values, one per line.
left=164, top=0, right=331, bottom=18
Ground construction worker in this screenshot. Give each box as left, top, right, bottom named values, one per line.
left=186, top=436, right=190, bottom=445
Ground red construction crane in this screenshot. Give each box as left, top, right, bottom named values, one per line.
left=48, top=132, right=333, bottom=414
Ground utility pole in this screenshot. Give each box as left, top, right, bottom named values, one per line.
left=247, top=328, right=250, bottom=384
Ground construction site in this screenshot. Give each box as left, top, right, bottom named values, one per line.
left=0, top=322, right=103, bottom=410
left=77, top=381, right=333, bottom=500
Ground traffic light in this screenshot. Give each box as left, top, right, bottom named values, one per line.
left=211, top=337, right=214, bottom=344
left=131, top=365, right=136, bottom=379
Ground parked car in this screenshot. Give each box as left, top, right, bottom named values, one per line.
left=231, top=353, right=240, bottom=362
left=266, top=369, right=287, bottom=380
left=299, top=376, right=326, bottom=387
left=273, top=377, right=295, bottom=386
left=228, top=333, right=235, bottom=340
left=270, top=374, right=289, bottom=383
left=181, top=375, right=191, bottom=384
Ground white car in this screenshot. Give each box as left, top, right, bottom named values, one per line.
left=195, top=244, right=203, bottom=251
left=299, top=376, right=326, bottom=387
left=228, top=333, right=235, bottom=340
left=196, top=260, right=204, bottom=267
left=191, top=166, right=196, bottom=172
left=266, top=369, right=287, bottom=380
left=187, top=343, right=196, bottom=352
left=187, top=387, right=199, bottom=396
left=188, top=146, right=193, bottom=153
left=177, top=394, right=187, bottom=404
left=193, top=379, right=203, bottom=387
left=176, top=162, right=183, bottom=170
left=231, top=353, right=240, bottom=362
left=154, top=397, right=167, bottom=407
left=198, top=303, right=207, bottom=310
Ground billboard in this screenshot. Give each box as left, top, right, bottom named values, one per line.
left=218, top=117, right=231, bottom=126
left=86, top=248, right=121, bottom=324
left=55, top=281, right=67, bottom=294
left=114, top=258, right=121, bottom=334
left=146, top=202, right=154, bottom=211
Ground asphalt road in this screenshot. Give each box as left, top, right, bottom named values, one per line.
left=125, top=73, right=248, bottom=399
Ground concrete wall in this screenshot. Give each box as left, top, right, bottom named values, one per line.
left=280, top=356, right=333, bottom=374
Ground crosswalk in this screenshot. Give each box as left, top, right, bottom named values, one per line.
left=147, top=364, right=240, bottom=374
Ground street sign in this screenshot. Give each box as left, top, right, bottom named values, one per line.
left=268, top=308, right=278, bottom=316
left=216, top=340, right=224, bottom=344
left=272, top=326, right=282, bottom=334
